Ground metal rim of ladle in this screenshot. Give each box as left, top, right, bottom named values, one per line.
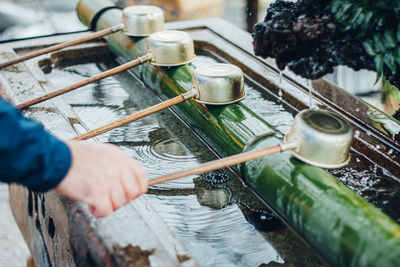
left=146, top=30, right=196, bottom=67
left=150, top=54, right=196, bottom=67
left=283, top=109, right=352, bottom=169
left=284, top=133, right=351, bottom=168
left=194, top=93, right=246, bottom=105
left=191, top=63, right=246, bottom=105
left=122, top=5, right=165, bottom=37
left=238, top=109, right=353, bottom=170
left=192, top=86, right=246, bottom=105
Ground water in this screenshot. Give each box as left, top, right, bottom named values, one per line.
left=146, top=195, right=284, bottom=266
left=47, top=64, right=202, bottom=190
left=329, top=150, right=400, bottom=222
left=45, top=61, right=321, bottom=266
left=45, top=54, right=400, bottom=264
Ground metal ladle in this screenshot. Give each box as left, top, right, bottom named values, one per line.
left=16, top=30, right=195, bottom=110
left=0, top=5, right=165, bottom=70
left=148, top=109, right=353, bottom=186
left=72, top=63, right=246, bottom=140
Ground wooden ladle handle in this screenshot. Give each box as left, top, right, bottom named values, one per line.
left=72, top=89, right=197, bottom=141
left=17, top=54, right=152, bottom=110
left=73, top=95, right=184, bottom=140
left=0, top=25, right=123, bottom=70
left=149, top=144, right=284, bottom=186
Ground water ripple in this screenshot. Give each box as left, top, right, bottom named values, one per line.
left=146, top=195, right=284, bottom=267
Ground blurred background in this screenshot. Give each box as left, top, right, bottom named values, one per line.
left=0, top=0, right=271, bottom=38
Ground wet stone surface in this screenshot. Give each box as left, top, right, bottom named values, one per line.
left=45, top=58, right=328, bottom=266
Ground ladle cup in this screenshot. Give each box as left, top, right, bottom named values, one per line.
left=148, top=109, right=353, bottom=186
left=72, top=63, right=245, bottom=140
left=16, top=30, right=195, bottom=110
left=0, top=5, right=165, bottom=70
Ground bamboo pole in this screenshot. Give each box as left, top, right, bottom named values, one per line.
left=0, top=24, right=123, bottom=70
left=17, top=54, right=152, bottom=110
left=149, top=144, right=283, bottom=186
left=72, top=90, right=197, bottom=140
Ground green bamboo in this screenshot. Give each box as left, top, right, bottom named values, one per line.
left=76, top=1, right=400, bottom=266
left=242, top=136, right=400, bottom=266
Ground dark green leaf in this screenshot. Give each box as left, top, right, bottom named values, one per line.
left=384, top=52, right=397, bottom=74
left=357, top=11, right=374, bottom=35
left=363, top=40, right=376, bottom=56
left=393, top=47, right=400, bottom=65
left=332, top=1, right=352, bottom=18
left=397, top=24, right=400, bottom=42
left=342, top=2, right=353, bottom=12
left=363, top=10, right=374, bottom=27
left=335, top=7, right=347, bottom=19
left=374, top=54, right=384, bottom=83
left=330, top=1, right=342, bottom=13
left=349, top=7, right=364, bottom=24
left=373, top=33, right=386, bottom=53
left=383, top=30, right=397, bottom=49
left=353, top=13, right=365, bottom=29
left=337, top=9, right=351, bottom=23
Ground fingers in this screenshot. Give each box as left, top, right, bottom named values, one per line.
left=120, top=167, right=140, bottom=201
left=104, top=158, right=148, bottom=217
left=110, top=172, right=128, bottom=211
left=129, top=159, right=148, bottom=195
left=89, top=195, right=114, bottom=217
left=119, top=158, right=147, bottom=202
left=58, top=141, right=148, bottom=218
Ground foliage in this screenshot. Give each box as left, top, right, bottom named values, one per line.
left=330, top=0, right=400, bottom=81
left=382, top=77, right=400, bottom=105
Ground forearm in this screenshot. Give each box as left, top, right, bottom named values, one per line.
left=0, top=97, right=71, bottom=191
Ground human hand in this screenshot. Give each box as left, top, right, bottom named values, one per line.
left=55, top=140, right=148, bottom=217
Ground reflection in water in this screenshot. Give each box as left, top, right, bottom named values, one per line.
left=150, top=139, right=196, bottom=161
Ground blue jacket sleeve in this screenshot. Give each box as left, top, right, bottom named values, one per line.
left=0, top=97, right=72, bottom=192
